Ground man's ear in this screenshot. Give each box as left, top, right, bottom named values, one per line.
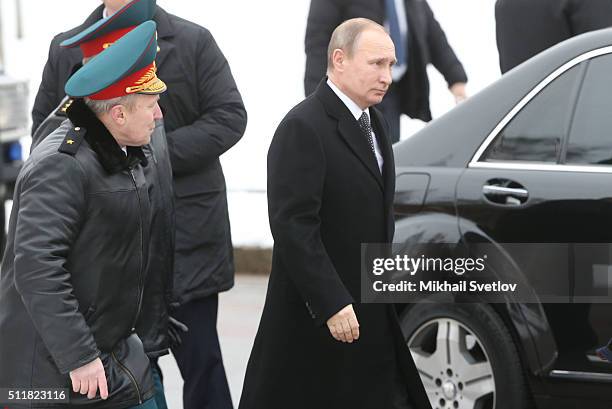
left=109, top=104, right=126, bottom=125
left=332, top=49, right=346, bottom=73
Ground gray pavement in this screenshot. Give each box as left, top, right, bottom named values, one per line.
left=158, top=274, right=269, bottom=409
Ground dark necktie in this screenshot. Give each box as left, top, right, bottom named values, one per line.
left=358, top=112, right=376, bottom=156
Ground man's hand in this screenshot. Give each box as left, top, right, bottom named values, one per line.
left=69, top=357, right=108, bottom=400
left=326, top=304, right=360, bottom=343
left=450, top=82, right=467, bottom=104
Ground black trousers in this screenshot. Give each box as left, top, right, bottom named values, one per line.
left=171, top=294, right=233, bottom=409
left=377, top=83, right=402, bottom=144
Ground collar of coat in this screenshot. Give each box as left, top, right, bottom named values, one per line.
left=66, top=98, right=148, bottom=174
left=84, top=4, right=175, bottom=39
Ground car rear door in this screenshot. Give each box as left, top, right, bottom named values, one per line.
left=456, top=51, right=612, bottom=400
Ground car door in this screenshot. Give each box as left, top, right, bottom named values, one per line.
left=559, top=52, right=612, bottom=378
left=455, top=51, right=612, bottom=401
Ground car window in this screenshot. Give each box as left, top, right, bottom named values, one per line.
left=482, top=64, right=581, bottom=163
left=566, top=54, right=612, bottom=165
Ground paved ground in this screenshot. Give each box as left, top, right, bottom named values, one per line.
left=158, top=274, right=269, bottom=409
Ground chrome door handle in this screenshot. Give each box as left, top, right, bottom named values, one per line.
left=482, top=185, right=529, bottom=198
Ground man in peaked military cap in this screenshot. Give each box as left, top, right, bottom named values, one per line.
left=0, top=21, right=166, bottom=409
left=30, top=5, right=180, bottom=409
left=31, top=0, right=157, bottom=149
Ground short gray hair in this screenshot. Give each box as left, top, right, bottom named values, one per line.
left=326, top=18, right=386, bottom=72
left=84, top=94, right=138, bottom=115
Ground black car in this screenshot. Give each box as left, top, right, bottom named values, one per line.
left=393, top=28, right=612, bottom=409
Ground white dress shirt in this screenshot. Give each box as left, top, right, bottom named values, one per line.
left=327, top=79, right=384, bottom=173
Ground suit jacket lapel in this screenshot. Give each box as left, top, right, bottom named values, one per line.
left=316, top=81, right=384, bottom=191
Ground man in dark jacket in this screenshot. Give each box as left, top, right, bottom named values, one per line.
left=0, top=21, right=165, bottom=409
left=495, top=0, right=612, bottom=73
left=304, top=0, right=467, bottom=142
left=240, top=18, right=431, bottom=409
left=31, top=2, right=247, bottom=409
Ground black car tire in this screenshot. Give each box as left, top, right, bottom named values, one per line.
left=399, top=302, right=532, bottom=409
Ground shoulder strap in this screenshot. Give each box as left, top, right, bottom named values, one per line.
left=58, top=125, right=87, bottom=156
left=54, top=97, right=74, bottom=117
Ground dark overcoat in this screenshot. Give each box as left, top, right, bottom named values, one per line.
left=304, top=0, right=467, bottom=122
left=495, top=0, right=612, bottom=73
left=0, top=100, right=154, bottom=408
left=31, top=5, right=247, bottom=304
left=238, top=81, right=431, bottom=409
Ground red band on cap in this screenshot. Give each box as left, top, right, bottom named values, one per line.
left=89, top=62, right=155, bottom=100
left=79, top=26, right=136, bottom=58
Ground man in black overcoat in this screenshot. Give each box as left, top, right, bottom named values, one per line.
left=239, top=18, right=431, bottom=409
left=305, top=0, right=467, bottom=142
left=496, top=0, right=612, bottom=73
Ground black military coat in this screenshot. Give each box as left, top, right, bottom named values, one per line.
left=0, top=99, right=154, bottom=408
left=31, top=97, right=175, bottom=358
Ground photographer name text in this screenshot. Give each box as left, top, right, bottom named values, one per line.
left=372, top=280, right=517, bottom=293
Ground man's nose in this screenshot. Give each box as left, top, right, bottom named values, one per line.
left=153, top=102, right=163, bottom=120
left=380, top=67, right=392, bottom=86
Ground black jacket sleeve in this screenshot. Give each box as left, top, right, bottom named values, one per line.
left=165, top=30, right=247, bottom=176
left=13, top=154, right=100, bottom=374
left=267, top=115, right=354, bottom=326
left=304, top=0, right=343, bottom=96
left=423, top=0, right=468, bottom=87
left=31, top=36, right=64, bottom=135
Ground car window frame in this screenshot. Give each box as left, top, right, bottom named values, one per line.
left=469, top=45, right=612, bottom=174
left=562, top=54, right=612, bottom=166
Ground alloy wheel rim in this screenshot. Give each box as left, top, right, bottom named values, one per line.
left=407, top=318, right=496, bottom=409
